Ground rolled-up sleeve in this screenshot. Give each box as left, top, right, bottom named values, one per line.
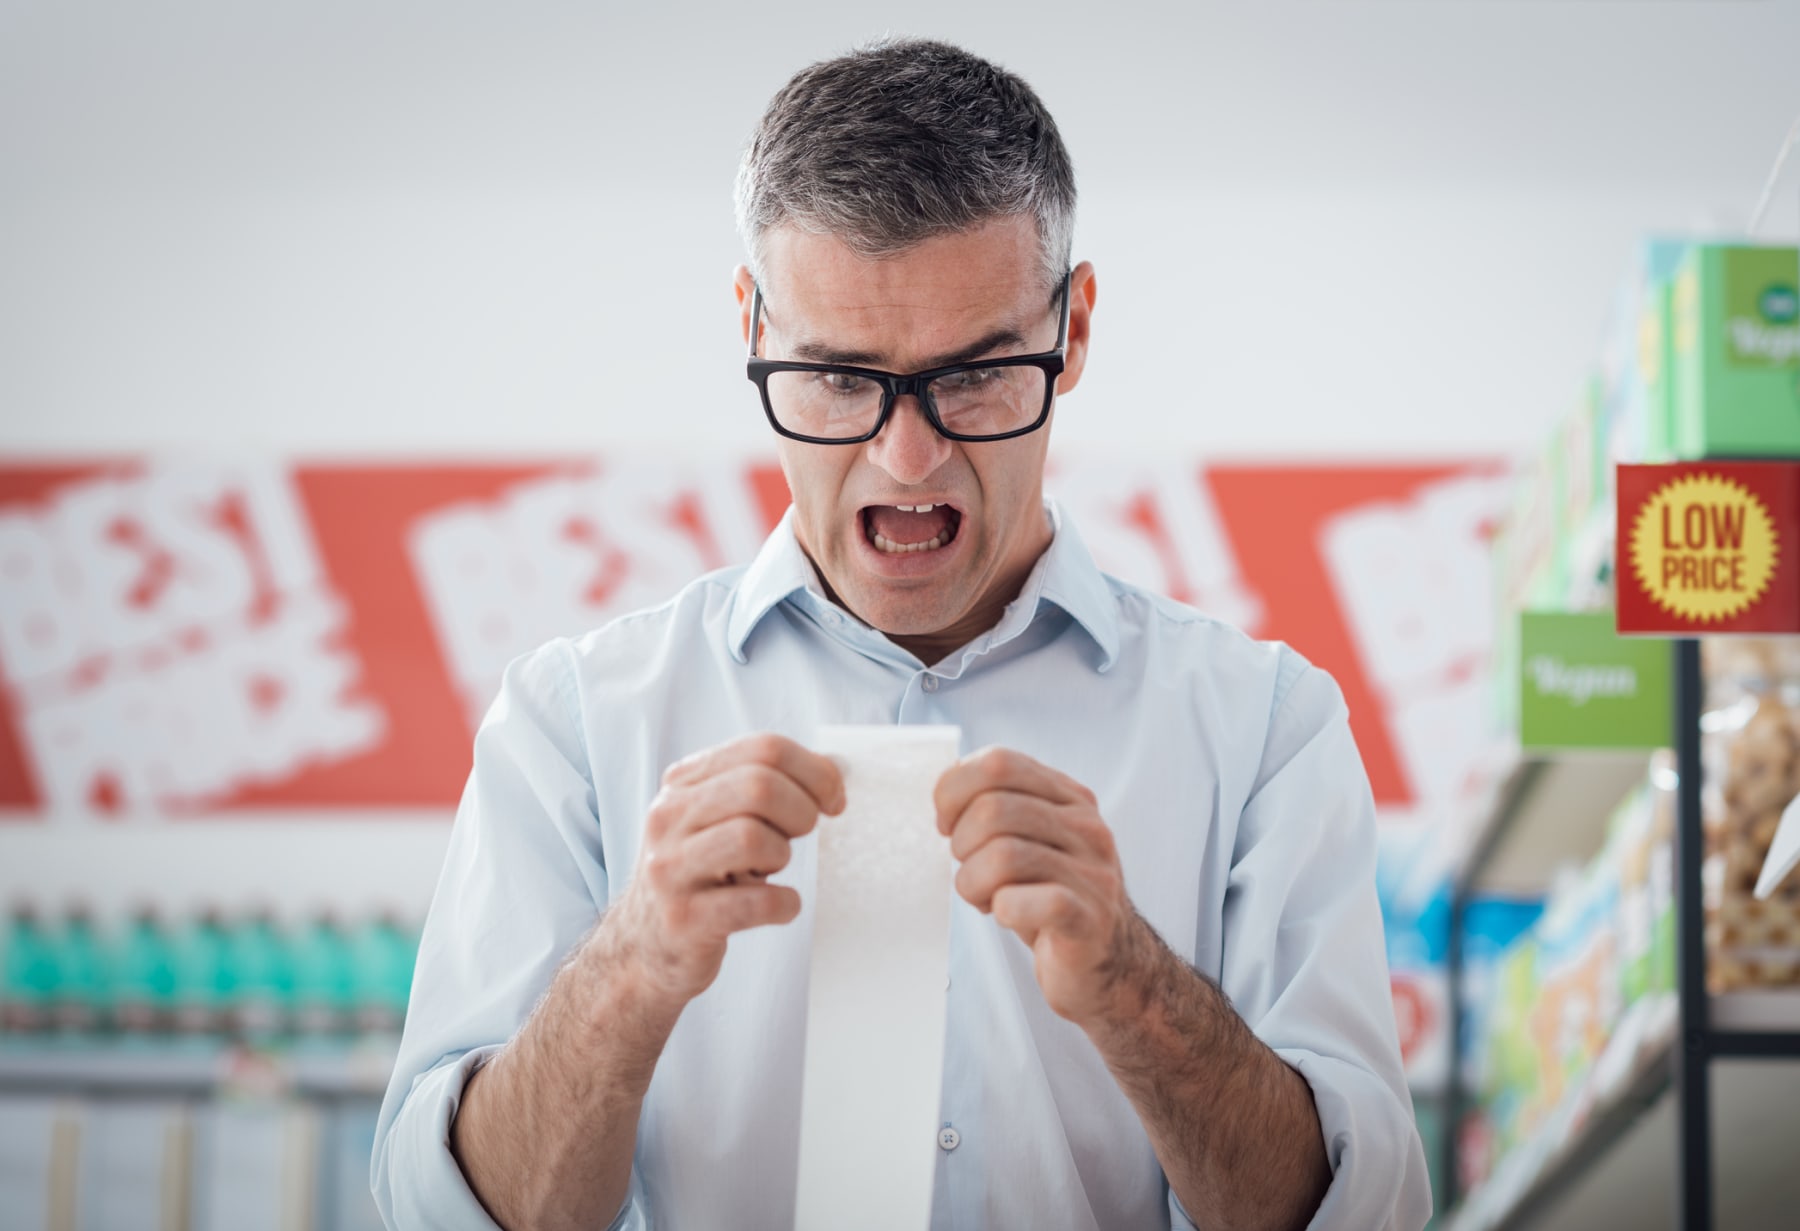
left=371, top=639, right=625, bottom=1229
left=1211, top=656, right=1432, bottom=1231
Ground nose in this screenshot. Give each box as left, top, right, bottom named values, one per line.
left=865, top=394, right=954, bottom=486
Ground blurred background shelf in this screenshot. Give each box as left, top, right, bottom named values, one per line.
left=0, top=1039, right=398, bottom=1100
left=1447, top=990, right=1800, bottom=1231
left=1709, top=988, right=1800, bottom=1034
left=1451, top=750, right=1656, bottom=897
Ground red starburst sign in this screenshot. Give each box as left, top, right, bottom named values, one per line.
left=1616, top=461, right=1800, bottom=634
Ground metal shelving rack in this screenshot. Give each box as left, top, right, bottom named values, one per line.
left=1667, top=639, right=1800, bottom=1227
left=1442, top=636, right=1800, bottom=1231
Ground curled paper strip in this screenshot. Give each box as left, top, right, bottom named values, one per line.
left=793, top=725, right=961, bottom=1231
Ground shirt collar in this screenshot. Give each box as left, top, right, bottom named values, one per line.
left=726, top=500, right=1119, bottom=672
left=725, top=506, right=821, bottom=661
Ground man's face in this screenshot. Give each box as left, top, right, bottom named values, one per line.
left=737, top=218, right=1094, bottom=655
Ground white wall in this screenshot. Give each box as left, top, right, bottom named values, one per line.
left=4, top=1, right=1797, bottom=461
left=2, top=1, right=1798, bottom=915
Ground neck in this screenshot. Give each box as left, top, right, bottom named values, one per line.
left=886, top=600, right=1016, bottom=668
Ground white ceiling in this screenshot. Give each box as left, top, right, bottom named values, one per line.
left=5, top=2, right=1795, bottom=197
left=2, top=1, right=1797, bottom=457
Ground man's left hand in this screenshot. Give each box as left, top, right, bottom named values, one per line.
left=935, top=747, right=1156, bottom=1027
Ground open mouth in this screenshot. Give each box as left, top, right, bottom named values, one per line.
left=861, top=502, right=963, bottom=555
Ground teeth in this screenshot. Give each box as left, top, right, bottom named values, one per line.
left=893, top=503, right=941, bottom=513
left=872, top=533, right=947, bottom=554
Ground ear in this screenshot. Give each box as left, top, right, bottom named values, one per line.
left=733, top=265, right=757, bottom=349
left=1054, top=261, right=1097, bottom=396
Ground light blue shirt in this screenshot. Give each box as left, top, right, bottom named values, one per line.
left=372, top=502, right=1430, bottom=1231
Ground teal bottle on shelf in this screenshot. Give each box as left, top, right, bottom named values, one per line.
left=351, top=913, right=417, bottom=1034
left=231, top=910, right=294, bottom=1041
left=113, top=907, right=178, bottom=1035
left=172, top=909, right=235, bottom=1037
left=292, top=912, right=355, bottom=1037
left=51, top=905, right=107, bottom=1034
left=1, top=904, right=59, bottom=1034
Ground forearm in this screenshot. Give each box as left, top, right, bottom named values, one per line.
left=1086, top=926, right=1330, bottom=1231
left=449, top=920, right=682, bottom=1231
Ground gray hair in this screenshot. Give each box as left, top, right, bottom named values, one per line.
left=734, top=37, right=1076, bottom=295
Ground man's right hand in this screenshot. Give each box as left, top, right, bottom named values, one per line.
left=605, top=733, right=845, bottom=1009
left=451, top=733, right=839, bottom=1228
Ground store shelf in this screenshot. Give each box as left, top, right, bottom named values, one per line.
left=1451, top=750, right=1654, bottom=897
left=1446, top=993, right=1800, bottom=1231
left=1533, top=1058, right=1800, bottom=1231
left=0, top=1038, right=397, bottom=1099
left=1708, top=988, right=1800, bottom=1034
left=1709, top=989, right=1800, bottom=1057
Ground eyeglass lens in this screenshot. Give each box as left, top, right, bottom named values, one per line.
left=764, top=364, right=1048, bottom=440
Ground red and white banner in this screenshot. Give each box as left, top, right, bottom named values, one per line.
left=0, top=457, right=1508, bottom=824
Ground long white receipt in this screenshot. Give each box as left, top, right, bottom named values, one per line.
left=794, top=724, right=961, bottom=1231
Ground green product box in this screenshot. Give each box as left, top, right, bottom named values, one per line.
left=1671, top=243, right=1800, bottom=458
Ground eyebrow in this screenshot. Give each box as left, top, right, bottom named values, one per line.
left=787, top=324, right=1032, bottom=371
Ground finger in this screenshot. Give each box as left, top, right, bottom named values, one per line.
left=935, top=746, right=1093, bottom=835
left=675, top=763, right=828, bottom=840
left=946, top=789, right=1086, bottom=863
left=688, top=882, right=803, bottom=935
left=990, top=882, right=1086, bottom=947
left=679, top=816, right=792, bottom=888
left=954, top=836, right=1083, bottom=914
left=662, top=733, right=846, bottom=814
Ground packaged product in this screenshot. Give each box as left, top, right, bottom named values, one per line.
left=1474, top=934, right=1541, bottom=1170
left=292, top=911, right=356, bottom=1036
left=1700, top=637, right=1800, bottom=991
left=112, top=905, right=178, bottom=1034
left=50, top=904, right=106, bottom=1033
left=172, top=908, right=235, bottom=1036
left=1544, top=857, right=1621, bottom=1074
left=1613, top=784, right=1659, bottom=1008
left=1457, top=898, right=1544, bottom=1093
left=231, top=908, right=295, bottom=1040
left=351, top=911, right=418, bottom=1035
left=0, top=902, right=58, bottom=1033
left=1669, top=244, right=1800, bottom=459
left=1641, top=274, right=1678, bottom=461
left=1602, top=237, right=1688, bottom=464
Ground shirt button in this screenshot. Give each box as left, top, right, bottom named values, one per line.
left=938, top=1126, right=960, bottom=1151
left=922, top=675, right=939, bottom=693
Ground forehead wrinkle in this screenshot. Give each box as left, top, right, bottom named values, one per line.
left=770, top=293, right=1042, bottom=370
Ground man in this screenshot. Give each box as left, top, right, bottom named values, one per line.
left=374, top=37, right=1429, bottom=1231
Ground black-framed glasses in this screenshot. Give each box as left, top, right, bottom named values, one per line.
left=746, top=270, right=1071, bottom=444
